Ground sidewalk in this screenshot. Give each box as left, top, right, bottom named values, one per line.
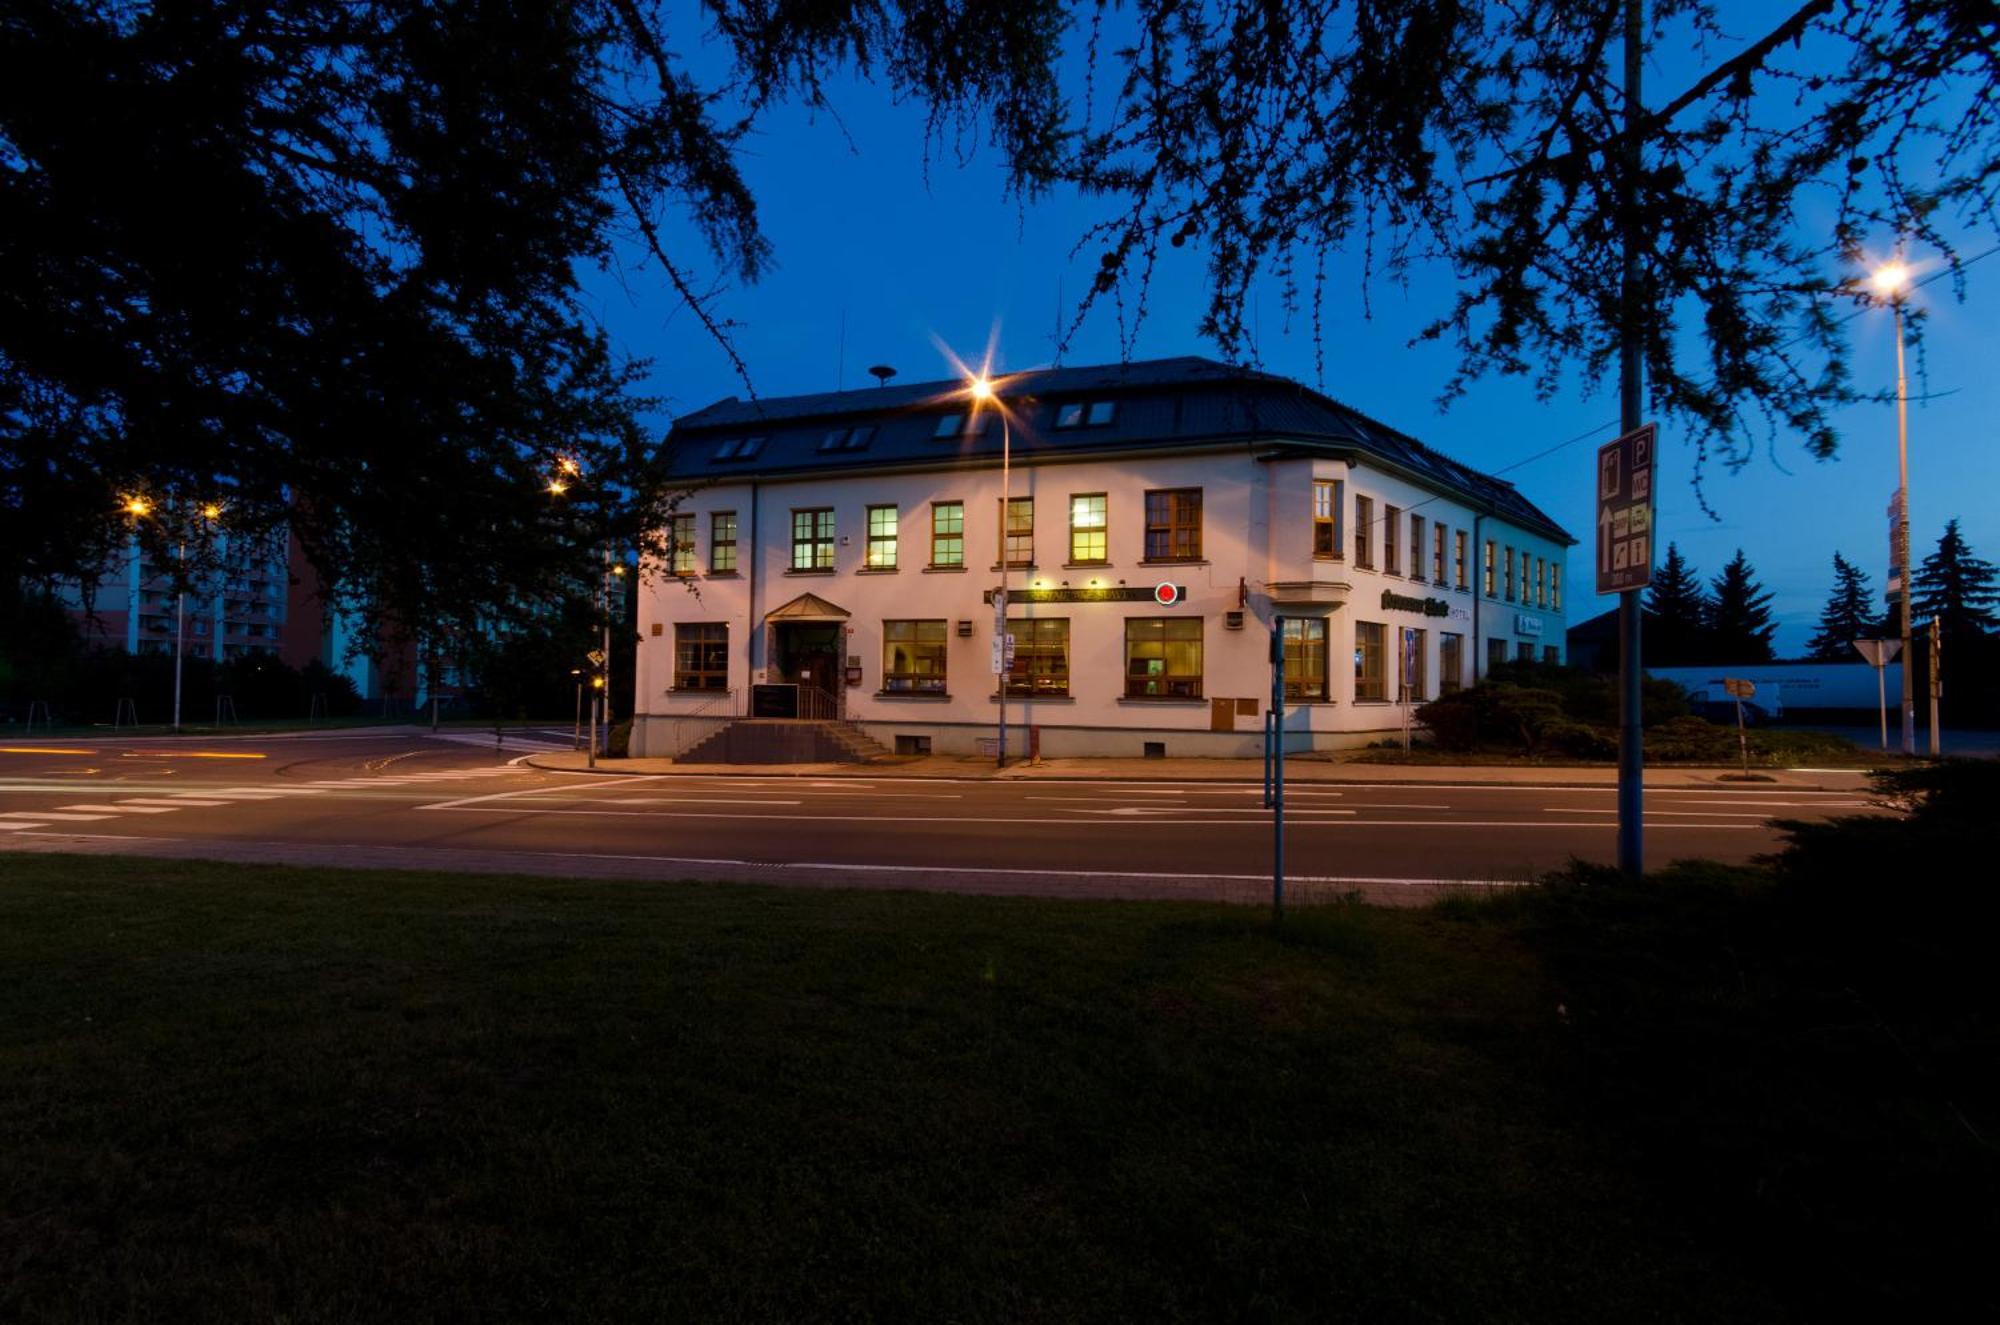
left=524, top=749, right=1876, bottom=790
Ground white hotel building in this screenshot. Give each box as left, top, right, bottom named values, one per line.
left=631, top=357, right=1573, bottom=760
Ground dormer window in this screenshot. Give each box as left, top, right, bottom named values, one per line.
left=933, top=413, right=965, bottom=439
left=818, top=425, right=875, bottom=452
left=711, top=435, right=767, bottom=463
left=1055, top=400, right=1117, bottom=429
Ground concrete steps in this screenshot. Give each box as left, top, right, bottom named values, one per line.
left=676, top=719, right=891, bottom=765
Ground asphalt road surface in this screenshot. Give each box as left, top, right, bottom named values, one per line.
left=0, top=730, right=1879, bottom=903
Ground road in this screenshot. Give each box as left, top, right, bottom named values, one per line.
left=0, top=730, right=1879, bottom=903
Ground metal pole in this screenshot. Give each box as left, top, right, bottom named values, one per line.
left=173, top=536, right=186, bottom=733
left=603, top=549, right=614, bottom=757
left=1615, top=0, right=1646, bottom=877
left=997, top=413, right=1010, bottom=768
left=575, top=681, right=583, bottom=750
left=587, top=683, right=597, bottom=769
left=1263, top=708, right=1274, bottom=808
left=1877, top=661, right=1888, bottom=751
left=1928, top=617, right=1941, bottom=757
left=1895, top=300, right=1915, bottom=756
left=1271, top=615, right=1286, bottom=923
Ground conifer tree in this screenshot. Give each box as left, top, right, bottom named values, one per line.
left=1911, top=520, right=2000, bottom=649
left=1643, top=543, right=1711, bottom=666
left=1708, top=550, right=1778, bottom=663
left=1806, top=553, right=1883, bottom=661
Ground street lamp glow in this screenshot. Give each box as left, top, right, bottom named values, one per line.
left=558, top=457, right=582, bottom=476
left=1870, top=261, right=1910, bottom=297
left=969, top=376, right=996, bottom=402
left=200, top=502, right=223, bottom=521
left=611, top=563, right=626, bottom=576
left=546, top=479, right=569, bottom=496
left=123, top=496, right=151, bottom=517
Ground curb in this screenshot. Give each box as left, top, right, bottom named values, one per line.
left=519, top=752, right=1875, bottom=792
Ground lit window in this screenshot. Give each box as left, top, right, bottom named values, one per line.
left=1433, top=524, right=1448, bottom=584
left=866, top=505, right=898, bottom=570
left=791, top=508, right=834, bottom=571
left=1070, top=494, right=1108, bottom=563
left=930, top=502, right=964, bottom=567
left=1124, top=617, right=1203, bottom=699
left=669, top=513, right=696, bottom=576
left=882, top=619, right=948, bottom=693
left=1312, top=480, right=1343, bottom=559
left=1004, top=617, right=1069, bottom=696
left=1283, top=618, right=1329, bottom=701
left=1004, top=497, right=1033, bottom=567
left=1483, top=540, right=1496, bottom=596
left=674, top=623, right=728, bottom=690
left=710, top=512, right=737, bottom=573
left=1143, top=488, right=1202, bottom=562
left=1354, top=621, right=1386, bottom=701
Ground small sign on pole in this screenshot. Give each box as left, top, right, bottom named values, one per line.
left=1852, top=639, right=1901, bottom=751
left=1723, top=678, right=1755, bottom=777
left=1596, top=423, right=1657, bottom=595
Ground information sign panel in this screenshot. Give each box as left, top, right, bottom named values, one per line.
left=1596, top=423, right=1657, bottom=594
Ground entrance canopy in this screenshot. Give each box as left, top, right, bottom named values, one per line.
left=765, top=591, right=851, bottom=623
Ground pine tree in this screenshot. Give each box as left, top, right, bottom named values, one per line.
left=1911, top=520, right=2000, bottom=649
left=1644, top=543, right=1711, bottom=666
left=1806, top=553, right=1883, bottom=661
left=1708, top=550, right=1778, bottom=663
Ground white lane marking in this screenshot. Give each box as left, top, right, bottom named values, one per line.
left=110, top=798, right=228, bottom=808
left=0, top=810, right=115, bottom=822
left=625, top=797, right=806, bottom=807
left=79, top=803, right=179, bottom=814
left=1552, top=807, right=1801, bottom=819
left=1650, top=797, right=1872, bottom=808
left=418, top=805, right=1768, bottom=830
left=221, top=787, right=328, bottom=795
left=1082, top=806, right=1357, bottom=816
left=0, top=822, right=49, bottom=830
left=418, top=775, right=672, bottom=812
left=587, top=773, right=1869, bottom=795
left=163, top=796, right=237, bottom=805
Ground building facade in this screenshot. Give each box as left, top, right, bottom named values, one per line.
left=632, top=357, right=1573, bottom=759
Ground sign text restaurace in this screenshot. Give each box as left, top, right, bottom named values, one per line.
left=1380, top=589, right=1451, bottom=618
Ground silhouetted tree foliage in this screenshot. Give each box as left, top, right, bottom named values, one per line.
left=1707, top=549, right=1777, bottom=663
left=1806, top=552, right=1885, bottom=661
left=1643, top=542, right=1711, bottom=665
left=1911, top=518, right=2000, bottom=649
left=5, top=0, right=1994, bottom=637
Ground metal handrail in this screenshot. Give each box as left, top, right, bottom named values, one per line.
left=668, top=687, right=741, bottom=756
left=798, top=683, right=839, bottom=720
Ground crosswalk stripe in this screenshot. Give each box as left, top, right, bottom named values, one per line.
left=0, top=811, right=114, bottom=822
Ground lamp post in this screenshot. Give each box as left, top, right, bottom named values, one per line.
left=1872, top=259, right=1916, bottom=755
left=970, top=375, right=1010, bottom=767
left=124, top=495, right=220, bottom=733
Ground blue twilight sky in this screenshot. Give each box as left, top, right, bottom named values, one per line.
left=577, top=31, right=1998, bottom=657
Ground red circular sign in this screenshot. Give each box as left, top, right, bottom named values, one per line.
left=1154, top=582, right=1181, bottom=606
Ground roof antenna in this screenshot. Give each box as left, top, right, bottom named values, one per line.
left=867, top=364, right=896, bottom=388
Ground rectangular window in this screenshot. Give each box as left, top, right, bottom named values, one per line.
left=1124, top=617, right=1203, bottom=699
left=1354, top=621, right=1386, bottom=702
left=1282, top=618, right=1329, bottom=701
left=1432, top=524, right=1446, bottom=584
left=930, top=502, right=964, bottom=567
left=1005, top=617, right=1069, bottom=696
left=1004, top=497, right=1033, bottom=567
left=668, top=513, right=696, bottom=576
left=1144, top=488, right=1203, bottom=562
left=1517, top=641, right=1535, bottom=663
left=1488, top=638, right=1509, bottom=671
left=791, top=508, right=834, bottom=571
left=1401, top=627, right=1427, bottom=701
left=1409, top=514, right=1426, bottom=581
left=1535, top=556, right=1546, bottom=607
left=1504, top=547, right=1516, bottom=601
left=933, top=413, right=964, bottom=439
left=865, top=505, right=898, bottom=570
left=1439, top=633, right=1465, bottom=695
left=1070, top=493, right=1108, bottom=563
left=1551, top=563, right=1562, bottom=610
left=1385, top=505, right=1401, bottom=574
left=1543, top=645, right=1561, bottom=666
left=1483, top=540, right=1496, bottom=596
left=1455, top=530, right=1469, bottom=589
left=882, top=619, right=948, bottom=693
left=673, top=623, right=728, bottom=690
left=1312, top=479, right=1343, bottom=559
left=710, top=512, right=737, bottom=573
left=1355, top=495, right=1375, bottom=568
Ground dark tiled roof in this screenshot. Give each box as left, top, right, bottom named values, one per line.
left=664, top=356, right=1573, bottom=544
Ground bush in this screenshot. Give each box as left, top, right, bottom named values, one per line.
left=1543, top=717, right=1618, bottom=759
left=1646, top=715, right=1734, bottom=761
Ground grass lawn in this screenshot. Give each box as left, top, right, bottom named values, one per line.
left=3, top=853, right=1990, bottom=1321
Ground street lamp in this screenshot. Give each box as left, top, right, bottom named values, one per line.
left=1872, top=258, right=1916, bottom=755
left=969, top=374, right=1012, bottom=767
left=123, top=494, right=220, bottom=733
